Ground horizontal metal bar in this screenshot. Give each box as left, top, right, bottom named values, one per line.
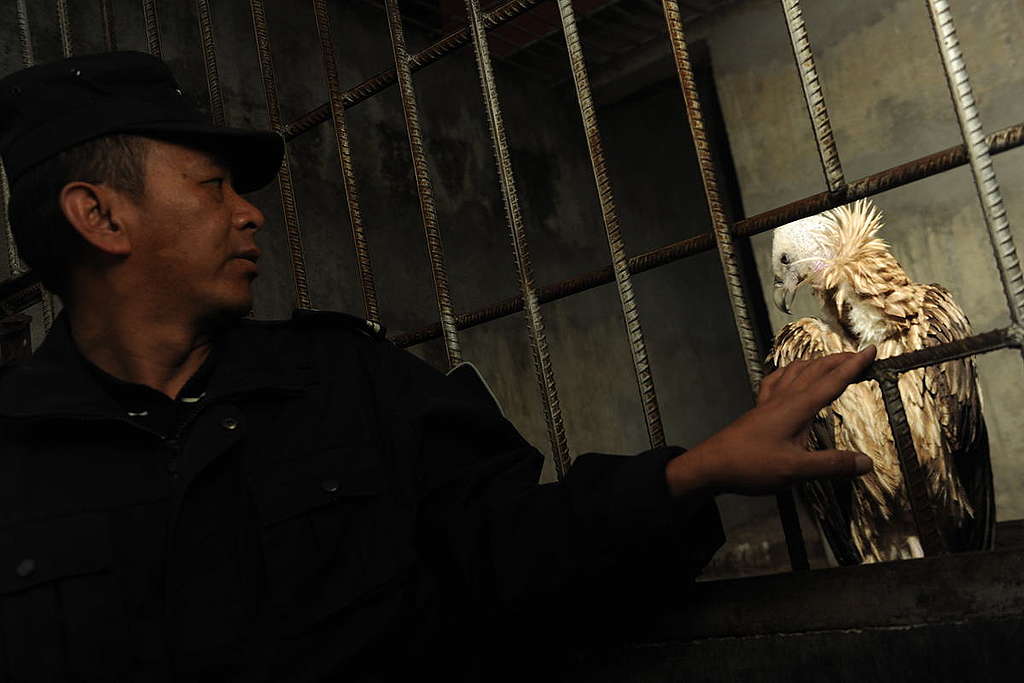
left=283, top=0, right=547, bottom=141
left=391, top=119, right=1024, bottom=347
left=867, top=326, right=1022, bottom=381
left=4, top=120, right=1024, bottom=333
left=390, top=231, right=715, bottom=347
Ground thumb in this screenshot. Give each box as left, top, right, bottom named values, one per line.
left=792, top=449, right=873, bottom=481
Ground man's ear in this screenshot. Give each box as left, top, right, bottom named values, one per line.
left=59, top=181, right=133, bottom=257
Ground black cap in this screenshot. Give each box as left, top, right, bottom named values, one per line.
left=0, top=51, right=284, bottom=193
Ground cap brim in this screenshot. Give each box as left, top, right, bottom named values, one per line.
left=116, top=121, right=284, bottom=193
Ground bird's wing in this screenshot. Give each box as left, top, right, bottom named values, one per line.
left=914, top=284, right=995, bottom=550
left=770, top=318, right=863, bottom=565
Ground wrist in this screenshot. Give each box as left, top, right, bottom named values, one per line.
left=665, top=445, right=715, bottom=498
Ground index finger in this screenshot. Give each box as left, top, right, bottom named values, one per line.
left=804, top=345, right=876, bottom=410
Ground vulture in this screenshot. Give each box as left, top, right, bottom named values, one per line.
left=768, top=199, right=994, bottom=564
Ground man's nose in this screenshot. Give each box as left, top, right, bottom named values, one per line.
left=233, top=193, right=265, bottom=232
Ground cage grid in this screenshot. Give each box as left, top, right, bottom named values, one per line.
left=0, top=0, right=1021, bottom=574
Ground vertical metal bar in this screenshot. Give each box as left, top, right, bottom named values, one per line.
left=100, top=0, right=117, bottom=51
left=383, top=0, right=462, bottom=367
left=877, top=372, right=948, bottom=555
left=780, top=0, right=845, bottom=193
left=16, top=0, right=35, bottom=68
left=555, top=0, right=665, bottom=450
left=660, top=0, right=809, bottom=570
left=195, top=0, right=226, bottom=127
left=56, top=0, right=73, bottom=58
left=14, top=0, right=55, bottom=332
left=142, top=0, right=162, bottom=58
left=312, top=0, right=380, bottom=324
left=1, top=167, right=23, bottom=280
left=925, top=0, right=1024, bottom=331
left=249, top=0, right=312, bottom=310
left=464, top=0, right=572, bottom=479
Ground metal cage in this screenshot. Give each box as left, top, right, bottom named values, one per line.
left=1, top=0, right=1021, bottom=579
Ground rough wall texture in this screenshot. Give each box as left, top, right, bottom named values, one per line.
left=705, top=0, right=1024, bottom=521
left=2, top=0, right=1020, bottom=584
left=0, top=0, right=763, bottom=565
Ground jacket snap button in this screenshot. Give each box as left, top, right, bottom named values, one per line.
left=321, top=479, right=339, bottom=493
left=221, top=417, right=239, bottom=431
left=15, top=558, right=35, bottom=578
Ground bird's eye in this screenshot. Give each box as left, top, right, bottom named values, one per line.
left=780, top=253, right=791, bottom=265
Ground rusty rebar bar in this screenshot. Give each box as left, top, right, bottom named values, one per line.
left=557, top=0, right=665, bottom=450
left=195, top=0, right=225, bottom=127
left=312, top=0, right=380, bottom=324
left=383, top=0, right=462, bottom=367
left=868, top=326, right=1020, bottom=378
left=925, top=0, right=1024, bottom=330
left=662, top=0, right=807, bottom=571
left=16, top=0, right=54, bottom=331
left=16, top=0, right=34, bottom=68
left=56, top=0, right=73, bottom=58
left=283, top=0, right=547, bottom=141
left=875, top=373, right=948, bottom=556
left=249, top=0, right=312, bottom=309
left=780, top=0, right=845, bottom=193
left=465, top=0, right=571, bottom=479
left=390, top=111, right=1022, bottom=345
left=142, top=0, right=161, bottom=57
left=5, top=118, right=1024, bottom=340
left=100, top=0, right=116, bottom=51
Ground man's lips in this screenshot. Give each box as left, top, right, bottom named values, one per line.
left=235, top=248, right=261, bottom=264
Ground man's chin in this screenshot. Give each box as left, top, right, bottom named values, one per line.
left=199, top=295, right=255, bottom=329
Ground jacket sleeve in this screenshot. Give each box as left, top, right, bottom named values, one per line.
left=373, top=340, right=724, bottom=626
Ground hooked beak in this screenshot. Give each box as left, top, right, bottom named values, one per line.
left=772, top=271, right=803, bottom=315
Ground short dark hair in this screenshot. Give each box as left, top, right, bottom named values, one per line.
left=7, top=134, right=149, bottom=298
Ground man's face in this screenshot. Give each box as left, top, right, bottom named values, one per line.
left=123, top=139, right=265, bottom=321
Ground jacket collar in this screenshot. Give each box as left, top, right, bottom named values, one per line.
left=0, top=312, right=314, bottom=420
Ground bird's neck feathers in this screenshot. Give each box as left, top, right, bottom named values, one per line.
left=811, top=201, right=916, bottom=346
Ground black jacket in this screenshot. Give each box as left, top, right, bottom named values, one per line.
left=0, top=310, right=723, bottom=681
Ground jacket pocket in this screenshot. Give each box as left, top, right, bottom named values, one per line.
left=253, top=447, right=414, bottom=633
left=0, top=513, right=118, bottom=679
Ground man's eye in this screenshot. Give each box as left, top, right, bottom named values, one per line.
left=780, top=253, right=791, bottom=265
left=204, top=177, right=225, bottom=186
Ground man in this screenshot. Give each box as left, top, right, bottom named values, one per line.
left=0, top=52, right=873, bottom=681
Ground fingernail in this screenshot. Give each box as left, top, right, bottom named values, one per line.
left=854, top=454, right=873, bottom=474
left=860, top=345, right=877, bottom=356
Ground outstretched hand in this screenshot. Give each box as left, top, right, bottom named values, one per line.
left=666, top=346, right=877, bottom=497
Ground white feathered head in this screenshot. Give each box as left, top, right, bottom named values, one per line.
left=770, top=199, right=887, bottom=314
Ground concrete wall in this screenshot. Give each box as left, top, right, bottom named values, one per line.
left=0, top=0, right=767, bottom=571
left=3, top=0, right=1020, bottom=583
left=704, top=0, right=1024, bottom=521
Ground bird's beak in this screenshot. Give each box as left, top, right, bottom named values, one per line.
left=772, top=272, right=802, bottom=315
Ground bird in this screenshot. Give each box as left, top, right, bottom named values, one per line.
left=768, top=198, right=994, bottom=564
